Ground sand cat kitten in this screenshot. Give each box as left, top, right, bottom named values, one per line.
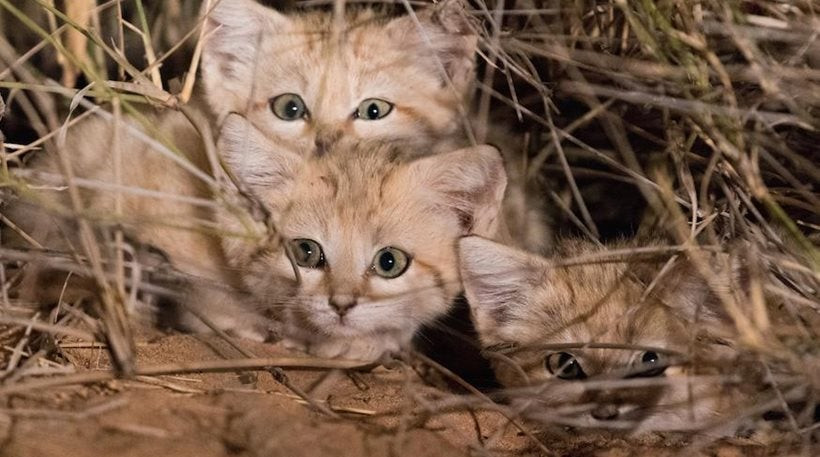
left=202, top=0, right=477, bottom=155
left=217, top=114, right=507, bottom=360
left=459, top=236, right=742, bottom=431
left=6, top=112, right=507, bottom=362
left=203, top=0, right=551, bottom=252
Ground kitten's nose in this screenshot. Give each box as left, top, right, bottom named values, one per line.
left=314, top=128, right=343, bottom=156
left=591, top=404, right=620, bottom=421
left=328, top=296, right=358, bottom=316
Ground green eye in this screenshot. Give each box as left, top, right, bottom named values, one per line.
left=290, top=239, right=325, bottom=268
left=371, top=247, right=410, bottom=279
left=271, top=93, right=308, bottom=121
left=355, top=98, right=393, bottom=120
left=546, top=352, right=587, bottom=380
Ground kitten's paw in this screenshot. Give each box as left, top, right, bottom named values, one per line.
left=345, top=337, right=400, bottom=362
left=308, top=339, right=350, bottom=359
left=282, top=337, right=309, bottom=353
left=175, top=297, right=269, bottom=343
left=307, top=335, right=401, bottom=363
left=225, top=325, right=266, bottom=343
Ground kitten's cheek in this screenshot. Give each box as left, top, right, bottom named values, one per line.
left=297, top=270, right=324, bottom=294
left=384, top=273, right=444, bottom=324
left=271, top=253, right=300, bottom=282
left=247, top=110, right=312, bottom=151
left=352, top=117, right=407, bottom=142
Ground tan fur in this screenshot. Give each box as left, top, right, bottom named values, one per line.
left=217, top=114, right=507, bottom=359
left=201, top=0, right=551, bottom=253
left=459, top=236, right=743, bottom=432
left=5, top=0, right=537, bottom=361
left=6, top=109, right=244, bottom=317
left=201, top=0, right=477, bottom=154
left=6, top=112, right=507, bottom=362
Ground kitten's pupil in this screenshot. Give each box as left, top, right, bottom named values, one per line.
left=366, top=103, right=380, bottom=120
left=379, top=251, right=395, bottom=271
left=285, top=100, right=300, bottom=118
left=371, top=247, right=410, bottom=278
left=355, top=98, right=393, bottom=120
left=634, top=350, right=667, bottom=377
left=557, top=352, right=577, bottom=377
left=299, top=241, right=313, bottom=257
left=642, top=351, right=658, bottom=365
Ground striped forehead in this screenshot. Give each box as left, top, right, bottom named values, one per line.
left=282, top=144, right=407, bottom=238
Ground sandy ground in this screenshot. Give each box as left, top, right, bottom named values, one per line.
left=0, top=328, right=802, bottom=457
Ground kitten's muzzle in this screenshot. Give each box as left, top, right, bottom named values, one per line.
left=591, top=404, right=620, bottom=421
left=585, top=385, right=664, bottom=423
left=329, top=296, right=358, bottom=317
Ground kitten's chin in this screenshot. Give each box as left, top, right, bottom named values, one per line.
left=307, top=310, right=375, bottom=338
left=324, top=322, right=368, bottom=338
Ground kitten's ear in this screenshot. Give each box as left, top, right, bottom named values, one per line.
left=653, top=250, right=745, bottom=329
left=410, top=145, right=506, bottom=239
left=200, top=0, right=290, bottom=116
left=459, top=236, right=548, bottom=346
left=218, top=113, right=302, bottom=191
left=386, top=0, right=478, bottom=96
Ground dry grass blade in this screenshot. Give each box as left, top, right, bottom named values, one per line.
left=0, top=356, right=374, bottom=397
left=0, top=0, right=818, bottom=455
left=59, top=0, right=95, bottom=88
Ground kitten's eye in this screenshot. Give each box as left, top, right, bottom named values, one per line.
left=290, top=239, right=325, bottom=268
left=271, top=93, right=308, bottom=121
left=631, top=351, right=667, bottom=378
left=355, top=98, right=393, bottom=121
left=546, top=352, right=587, bottom=380
left=371, top=247, right=410, bottom=279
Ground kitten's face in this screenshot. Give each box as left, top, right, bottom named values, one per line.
left=202, top=0, right=477, bottom=155
left=218, top=115, right=506, bottom=361
left=460, top=237, right=737, bottom=432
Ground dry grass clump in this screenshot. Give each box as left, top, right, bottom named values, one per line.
left=0, top=0, right=818, bottom=455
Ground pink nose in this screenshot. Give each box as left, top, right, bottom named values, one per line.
left=328, top=296, right=357, bottom=316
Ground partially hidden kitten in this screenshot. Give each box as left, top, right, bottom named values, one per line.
left=6, top=113, right=508, bottom=362
left=459, top=236, right=745, bottom=432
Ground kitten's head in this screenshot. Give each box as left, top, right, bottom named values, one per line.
left=459, top=236, right=739, bottom=432
left=202, top=0, right=477, bottom=155
left=218, top=114, right=506, bottom=361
